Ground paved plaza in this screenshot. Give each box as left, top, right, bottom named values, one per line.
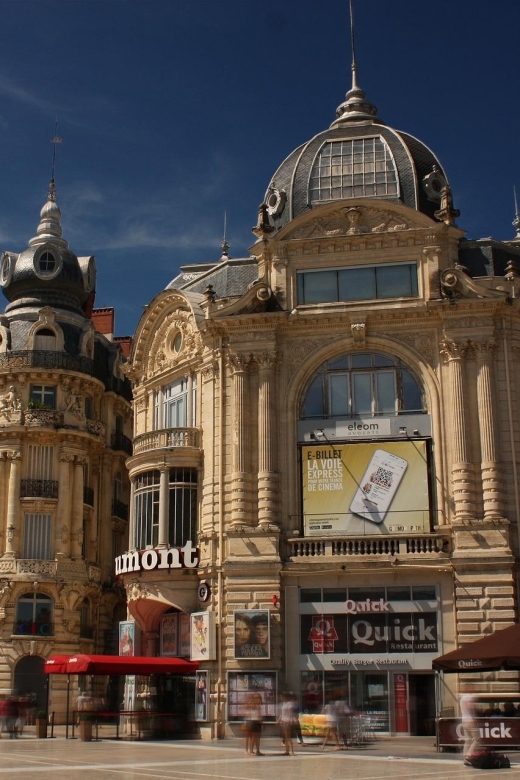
left=0, top=734, right=518, bottom=780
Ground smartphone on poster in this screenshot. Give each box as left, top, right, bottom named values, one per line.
left=349, top=449, right=408, bottom=524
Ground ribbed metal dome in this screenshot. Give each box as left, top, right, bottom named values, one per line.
left=263, top=80, right=451, bottom=231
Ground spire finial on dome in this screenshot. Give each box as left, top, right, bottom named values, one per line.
left=220, top=211, right=230, bottom=260
left=28, top=123, right=68, bottom=249
left=513, top=186, right=520, bottom=239
left=331, top=0, right=378, bottom=127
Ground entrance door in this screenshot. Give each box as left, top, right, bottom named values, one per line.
left=13, top=656, right=47, bottom=711
left=408, top=674, right=435, bottom=736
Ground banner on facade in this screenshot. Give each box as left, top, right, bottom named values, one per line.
left=195, top=670, right=209, bottom=721
left=190, top=611, right=216, bottom=661
left=302, top=440, right=429, bottom=536
left=160, top=613, right=179, bottom=656
left=234, top=610, right=270, bottom=659
left=119, top=621, right=137, bottom=656
left=300, top=612, right=438, bottom=654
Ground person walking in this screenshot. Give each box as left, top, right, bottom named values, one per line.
left=321, top=700, right=341, bottom=750
left=248, top=692, right=264, bottom=756
left=460, top=693, right=480, bottom=765
left=279, top=694, right=296, bottom=755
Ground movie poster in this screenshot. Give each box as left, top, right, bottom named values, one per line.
left=234, top=610, right=270, bottom=659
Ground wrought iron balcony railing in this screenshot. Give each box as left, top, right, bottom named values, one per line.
left=111, top=498, right=129, bottom=521
left=111, top=432, right=133, bottom=455
left=20, top=479, right=59, bottom=499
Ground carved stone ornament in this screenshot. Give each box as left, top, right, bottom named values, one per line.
left=398, top=333, right=436, bottom=366
left=350, top=320, right=366, bottom=347
left=126, top=580, right=150, bottom=601
left=288, top=205, right=410, bottom=240
left=441, top=268, right=508, bottom=300
left=147, top=310, right=203, bottom=378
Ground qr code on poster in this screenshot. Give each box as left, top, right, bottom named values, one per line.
left=370, top=466, right=393, bottom=488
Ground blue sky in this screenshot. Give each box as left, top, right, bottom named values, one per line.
left=0, top=0, right=519, bottom=337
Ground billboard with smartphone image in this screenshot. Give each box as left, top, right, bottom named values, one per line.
left=302, top=440, right=429, bottom=536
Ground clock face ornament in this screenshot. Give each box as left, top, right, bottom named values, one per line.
left=198, top=582, right=210, bottom=602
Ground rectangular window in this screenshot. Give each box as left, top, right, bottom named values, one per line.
left=168, top=468, right=197, bottom=547
left=30, top=385, right=56, bottom=409
left=23, top=513, right=52, bottom=560
left=134, top=471, right=160, bottom=549
left=297, top=263, right=418, bottom=305
left=26, top=445, right=54, bottom=479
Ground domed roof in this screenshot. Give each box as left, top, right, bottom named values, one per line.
left=1, top=182, right=95, bottom=315
left=263, top=76, right=452, bottom=231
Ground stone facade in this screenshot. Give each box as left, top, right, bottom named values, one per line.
left=119, top=72, right=520, bottom=737
left=0, top=185, right=132, bottom=716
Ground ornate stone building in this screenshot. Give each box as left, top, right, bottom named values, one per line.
left=0, top=182, right=132, bottom=710
left=120, top=67, right=520, bottom=737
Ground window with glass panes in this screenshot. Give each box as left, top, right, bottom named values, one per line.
left=30, top=384, right=56, bottom=409
left=301, top=353, right=424, bottom=419
left=153, top=377, right=197, bottom=429
left=297, top=262, right=418, bottom=304
left=168, top=468, right=197, bottom=547
left=134, top=471, right=160, bottom=548
left=309, top=137, right=399, bottom=202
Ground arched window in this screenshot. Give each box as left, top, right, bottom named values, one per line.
left=301, top=353, right=424, bottom=419
left=79, top=598, right=92, bottom=638
left=34, top=328, right=57, bottom=351
left=15, top=592, right=53, bottom=636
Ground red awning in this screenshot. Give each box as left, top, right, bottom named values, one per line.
left=43, top=655, right=72, bottom=674
left=45, top=654, right=199, bottom=676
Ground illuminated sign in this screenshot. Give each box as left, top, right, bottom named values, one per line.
left=302, top=440, right=430, bottom=536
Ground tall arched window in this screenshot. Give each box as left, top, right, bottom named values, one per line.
left=15, top=592, right=53, bottom=636
left=301, top=353, right=424, bottom=419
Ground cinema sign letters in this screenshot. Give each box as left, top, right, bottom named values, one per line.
left=115, top=541, right=199, bottom=575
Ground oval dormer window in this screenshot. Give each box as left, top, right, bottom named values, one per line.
left=34, top=249, right=61, bottom=280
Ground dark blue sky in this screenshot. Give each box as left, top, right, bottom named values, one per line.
left=0, top=0, right=518, bottom=337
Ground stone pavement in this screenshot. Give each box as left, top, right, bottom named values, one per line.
left=0, top=732, right=518, bottom=780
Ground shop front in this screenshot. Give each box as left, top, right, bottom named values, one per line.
left=296, top=584, right=440, bottom=736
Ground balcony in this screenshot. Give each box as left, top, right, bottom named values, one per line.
left=133, top=427, right=200, bottom=455
left=24, top=409, right=62, bottom=427
left=86, top=419, right=106, bottom=438
left=112, top=498, right=129, bottom=521
left=287, top=533, right=451, bottom=561
left=111, top=432, right=133, bottom=456
left=83, top=486, right=94, bottom=506
left=20, top=479, right=59, bottom=499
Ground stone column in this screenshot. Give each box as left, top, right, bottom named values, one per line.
left=441, top=340, right=475, bottom=519
left=4, top=450, right=21, bottom=557
left=230, top=352, right=252, bottom=527
left=257, top=352, right=279, bottom=529
left=0, top=453, right=7, bottom=555
left=71, top=456, right=86, bottom=558
left=200, top=361, right=218, bottom=535
left=128, top=478, right=136, bottom=549
left=474, top=340, right=504, bottom=519
left=56, top=451, right=74, bottom=558
left=158, top=467, right=169, bottom=547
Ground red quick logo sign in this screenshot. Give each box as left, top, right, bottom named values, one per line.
left=344, top=599, right=390, bottom=614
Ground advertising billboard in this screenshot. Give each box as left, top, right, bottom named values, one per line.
left=234, top=610, right=270, bottom=659
left=302, top=440, right=429, bottom=536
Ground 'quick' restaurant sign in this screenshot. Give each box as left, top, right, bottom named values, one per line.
left=115, top=541, right=199, bottom=574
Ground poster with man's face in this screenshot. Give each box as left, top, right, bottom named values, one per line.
left=234, top=610, right=270, bottom=659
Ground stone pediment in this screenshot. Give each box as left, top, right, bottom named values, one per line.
left=285, top=204, right=426, bottom=241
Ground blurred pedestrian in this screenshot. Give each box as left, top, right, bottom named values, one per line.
left=279, top=693, right=295, bottom=755
left=321, top=700, right=341, bottom=750
left=460, top=693, right=480, bottom=765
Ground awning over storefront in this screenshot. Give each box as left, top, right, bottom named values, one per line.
left=45, top=654, right=199, bottom=675
left=432, top=623, right=520, bottom=672
left=43, top=655, right=72, bottom=674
